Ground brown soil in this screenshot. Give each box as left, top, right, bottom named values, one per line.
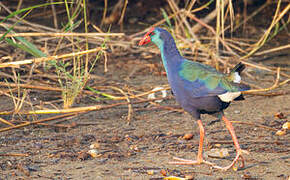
left=0, top=55, right=289, bottom=179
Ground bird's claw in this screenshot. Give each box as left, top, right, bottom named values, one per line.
left=211, top=149, right=249, bottom=171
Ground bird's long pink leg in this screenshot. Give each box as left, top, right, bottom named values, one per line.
left=170, top=120, right=215, bottom=166
left=196, top=120, right=204, bottom=163
left=212, top=116, right=248, bottom=171
left=170, top=117, right=248, bottom=171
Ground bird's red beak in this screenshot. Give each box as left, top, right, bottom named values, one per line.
left=138, top=27, right=155, bottom=46
left=138, top=35, right=151, bottom=46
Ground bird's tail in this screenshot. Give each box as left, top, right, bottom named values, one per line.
left=227, top=62, right=245, bottom=84
left=227, top=62, right=250, bottom=91
left=230, top=62, right=245, bottom=75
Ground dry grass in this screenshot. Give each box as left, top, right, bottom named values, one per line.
left=0, top=0, right=289, bottom=131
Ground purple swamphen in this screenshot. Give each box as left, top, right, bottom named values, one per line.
left=139, top=27, right=250, bottom=171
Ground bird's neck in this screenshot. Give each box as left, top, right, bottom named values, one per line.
left=157, top=38, right=183, bottom=74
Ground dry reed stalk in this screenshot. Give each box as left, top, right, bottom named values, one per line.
left=126, top=89, right=184, bottom=114
left=0, top=113, right=78, bottom=132
left=241, top=2, right=290, bottom=59
left=241, top=61, right=290, bottom=79
left=185, top=11, right=236, bottom=56
left=118, top=0, right=128, bottom=26
left=0, top=82, right=170, bottom=104
left=12, top=89, right=27, bottom=115
left=101, top=0, right=125, bottom=25
left=0, top=153, right=29, bottom=157
left=185, top=0, right=196, bottom=11
left=0, top=89, right=52, bottom=116
left=224, top=38, right=252, bottom=48
left=34, top=122, right=74, bottom=128
left=0, top=82, right=61, bottom=91
left=50, top=0, right=58, bottom=29
left=108, top=86, right=133, bottom=123
left=94, top=86, right=171, bottom=101
left=0, top=96, right=176, bottom=132
left=0, top=47, right=105, bottom=68
left=167, top=0, right=199, bottom=41
left=230, top=120, right=279, bottom=131
left=0, top=105, right=101, bottom=115
left=0, top=117, right=15, bottom=126
left=0, top=32, right=124, bottom=38
left=16, top=0, right=23, bottom=11
left=243, top=91, right=290, bottom=97
left=243, top=68, right=290, bottom=95
left=0, top=97, right=169, bottom=116
left=254, top=44, right=290, bottom=56
left=128, top=10, right=183, bottom=39
left=232, top=1, right=269, bottom=32
left=191, top=0, right=228, bottom=33
left=0, top=2, right=58, bottom=32
left=101, top=0, right=108, bottom=26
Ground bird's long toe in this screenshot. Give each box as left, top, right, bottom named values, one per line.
left=170, top=157, right=202, bottom=165
left=169, top=157, right=215, bottom=166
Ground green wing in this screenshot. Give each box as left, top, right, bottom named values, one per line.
left=178, top=60, right=244, bottom=97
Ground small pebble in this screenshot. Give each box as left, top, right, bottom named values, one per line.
left=27, top=165, right=40, bottom=172
left=282, top=122, right=289, bottom=130
left=241, top=172, right=252, bottom=178
left=147, top=170, right=154, bottom=175
left=214, top=144, right=221, bottom=148
left=185, top=174, right=194, bottom=179
left=160, top=169, right=167, bottom=176
left=129, top=145, right=139, bottom=151
left=88, top=149, right=99, bottom=158
left=276, top=129, right=286, bottom=136
left=274, top=112, right=285, bottom=119
left=89, top=143, right=100, bottom=149
left=183, top=133, right=193, bottom=140
left=205, top=148, right=229, bottom=158
left=147, top=87, right=167, bottom=103
left=234, top=110, right=241, bottom=114
left=78, top=152, right=90, bottom=160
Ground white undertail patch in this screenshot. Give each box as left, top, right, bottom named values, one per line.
left=233, top=72, right=241, bottom=83
left=218, top=91, right=241, bottom=102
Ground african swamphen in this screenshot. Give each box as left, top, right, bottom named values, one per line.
left=139, top=27, right=250, bottom=171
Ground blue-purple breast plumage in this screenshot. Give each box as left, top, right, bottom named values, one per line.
left=141, top=27, right=250, bottom=119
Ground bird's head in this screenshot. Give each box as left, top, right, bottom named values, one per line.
left=139, top=27, right=164, bottom=47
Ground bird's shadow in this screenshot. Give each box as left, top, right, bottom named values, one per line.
left=238, top=155, right=290, bottom=171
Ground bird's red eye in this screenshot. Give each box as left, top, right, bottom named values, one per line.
left=144, top=27, right=155, bottom=37
left=149, top=31, right=155, bottom=36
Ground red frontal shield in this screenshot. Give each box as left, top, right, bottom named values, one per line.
left=138, top=27, right=155, bottom=45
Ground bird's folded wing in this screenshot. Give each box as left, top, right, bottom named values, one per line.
left=178, top=60, right=249, bottom=98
